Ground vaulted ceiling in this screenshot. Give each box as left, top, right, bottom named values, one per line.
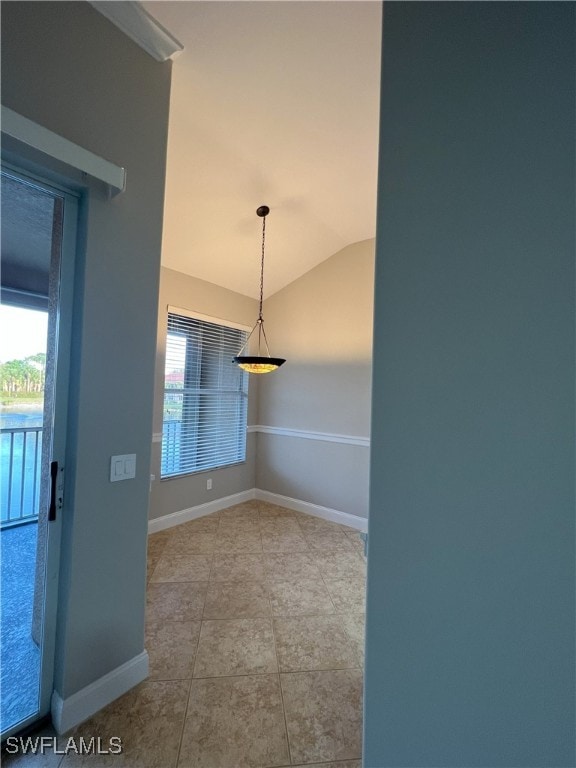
left=142, top=1, right=382, bottom=299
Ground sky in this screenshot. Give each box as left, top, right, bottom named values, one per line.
left=0, top=305, right=48, bottom=363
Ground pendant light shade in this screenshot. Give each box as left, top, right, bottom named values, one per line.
left=234, top=206, right=286, bottom=374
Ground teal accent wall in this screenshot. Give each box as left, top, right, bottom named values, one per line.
left=364, top=3, right=575, bottom=766
left=1, top=2, right=171, bottom=698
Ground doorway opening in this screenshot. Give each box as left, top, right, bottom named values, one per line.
left=1, top=167, right=76, bottom=738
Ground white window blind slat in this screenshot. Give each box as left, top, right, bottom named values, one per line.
left=161, top=311, right=248, bottom=478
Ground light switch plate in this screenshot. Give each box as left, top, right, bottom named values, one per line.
left=110, top=454, right=137, bottom=482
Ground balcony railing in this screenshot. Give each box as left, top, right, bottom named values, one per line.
left=0, top=427, right=42, bottom=528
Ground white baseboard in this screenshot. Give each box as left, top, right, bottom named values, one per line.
left=148, top=488, right=367, bottom=534
left=148, top=489, right=256, bottom=534
left=255, top=489, right=368, bottom=532
left=51, top=651, right=149, bottom=734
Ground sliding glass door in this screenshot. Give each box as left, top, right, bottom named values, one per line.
left=1, top=164, right=78, bottom=738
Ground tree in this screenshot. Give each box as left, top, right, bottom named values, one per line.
left=0, top=354, right=46, bottom=394
left=26, top=353, right=46, bottom=391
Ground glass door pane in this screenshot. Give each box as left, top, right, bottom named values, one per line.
left=0, top=167, right=75, bottom=738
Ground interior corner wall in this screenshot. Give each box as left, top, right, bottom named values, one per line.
left=365, top=3, right=575, bottom=766
left=149, top=267, right=258, bottom=521
left=1, top=2, right=171, bottom=700
left=256, top=239, right=375, bottom=519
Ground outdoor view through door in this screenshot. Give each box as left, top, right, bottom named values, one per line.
left=0, top=303, right=48, bottom=732
left=0, top=167, right=75, bottom=738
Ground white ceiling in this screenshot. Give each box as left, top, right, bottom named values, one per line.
left=142, top=1, right=382, bottom=299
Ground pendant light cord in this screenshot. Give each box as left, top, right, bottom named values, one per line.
left=258, top=214, right=266, bottom=321
left=236, top=209, right=271, bottom=358
left=233, top=204, right=284, bottom=371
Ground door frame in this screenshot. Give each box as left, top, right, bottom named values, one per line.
left=0, top=161, right=79, bottom=740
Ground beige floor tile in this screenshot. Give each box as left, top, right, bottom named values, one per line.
left=146, top=620, right=201, bottom=680
left=226, top=500, right=260, bottom=509
left=257, top=503, right=296, bottom=519
left=60, top=680, right=189, bottom=767
left=147, top=533, right=169, bottom=560
left=292, top=762, right=361, bottom=768
left=340, top=613, right=365, bottom=663
left=259, top=518, right=302, bottom=535
left=218, top=502, right=260, bottom=522
left=210, top=553, right=265, bottom=582
left=323, top=578, right=366, bottom=613
left=162, top=532, right=217, bottom=555
left=203, top=581, right=270, bottom=619
left=344, top=531, right=366, bottom=554
left=212, top=530, right=263, bottom=553
left=260, top=530, right=309, bottom=553
left=262, top=552, right=321, bottom=581
left=144, top=508, right=366, bottom=767
left=147, top=554, right=161, bottom=583
left=146, top=582, right=207, bottom=623
left=179, top=675, right=290, bottom=768
left=194, top=619, right=277, bottom=677
left=313, top=551, right=366, bottom=581
left=148, top=534, right=170, bottom=581
left=150, top=553, right=212, bottom=582
left=303, top=531, right=353, bottom=550
left=2, top=750, right=62, bottom=768
left=170, top=516, right=220, bottom=535
left=280, top=670, right=363, bottom=764
left=149, top=530, right=170, bottom=542
left=268, top=579, right=335, bottom=616
left=218, top=518, right=261, bottom=533
left=273, top=615, right=360, bottom=672
left=335, top=523, right=360, bottom=534
left=295, top=516, right=345, bottom=534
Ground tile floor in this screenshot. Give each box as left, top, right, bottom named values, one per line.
left=3, top=501, right=366, bottom=768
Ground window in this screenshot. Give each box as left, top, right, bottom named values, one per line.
left=161, top=308, right=249, bottom=478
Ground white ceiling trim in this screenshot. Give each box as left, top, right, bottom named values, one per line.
left=89, top=1, right=184, bottom=62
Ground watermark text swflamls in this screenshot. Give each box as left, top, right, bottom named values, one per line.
left=5, top=736, right=123, bottom=756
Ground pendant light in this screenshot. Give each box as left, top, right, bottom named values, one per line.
left=234, top=205, right=286, bottom=374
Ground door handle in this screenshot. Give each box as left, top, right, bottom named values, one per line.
left=49, top=460, right=58, bottom=521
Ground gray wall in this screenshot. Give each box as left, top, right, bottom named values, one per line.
left=365, top=3, right=575, bottom=766
left=2, top=2, right=171, bottom=698
left=150, top=267, right=258, bottom=520
left=256, top=239, right=374, bottom=518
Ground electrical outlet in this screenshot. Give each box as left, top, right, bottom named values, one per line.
left=207, top=478, right=213, bottom=490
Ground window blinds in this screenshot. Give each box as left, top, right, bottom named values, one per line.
left=161, top=311, right=248, bottom=478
